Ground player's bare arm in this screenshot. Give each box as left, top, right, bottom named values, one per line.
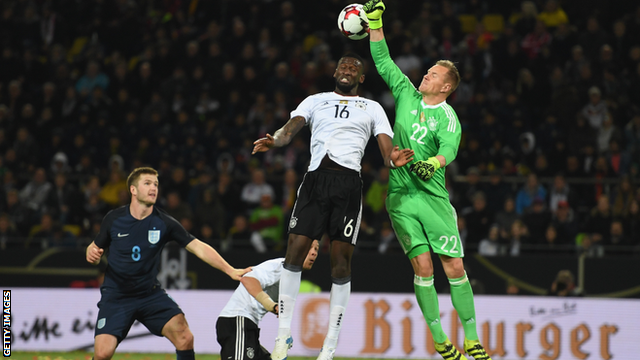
left=240, top=276, right=278, bottom=314
left=376, top=134, right=414, bottom=168
left=86, top=241, right=104, bottom=265
left=186, top=239, right=251, bottom=281
left=252, top=116, right=306, bottom=154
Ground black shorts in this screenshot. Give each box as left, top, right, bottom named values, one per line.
left=289, top=167, right=363, bottom=244
left=216, top=316, right=270, bottom=360
left=94, top=287, right=183, bottom=341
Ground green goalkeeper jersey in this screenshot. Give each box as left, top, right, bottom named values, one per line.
left=371, top=39, right=461, bottom=199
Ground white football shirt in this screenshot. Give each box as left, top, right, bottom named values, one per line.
left=291, top=92, right=393, bottom=172
left=219, top=258, right=283, bottom=325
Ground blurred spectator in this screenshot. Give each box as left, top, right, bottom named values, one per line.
left=611, top=175, right=636, bottom=217
left=522, top=198, right=552, bottom=243
left=461, top=191, right=493, bottom=246
left=552, top=201, right=579, bottom=243
left=515, top=173, right=547, bottom=214
left=539, top=224, right=568, bottom=253
left=19, top=167, right=52, bottom=220
left=456, top=166, right=483, bottom=209
left=75, top=61, right=109, bottom=100
left=483, top=170, right=512, bottom=214
left=537, top=0, right=568, bottom=30
left=164, top=192, right=193, bottom=223
left=241, top=168, right=275, bottom=212
left=221, top=214, right=253, bottom=252
left=0, top=213, right=20, bottom=249
left=548, top=173, right=577, bottom=213
left=521, top=20, right=551, bottom=60
left=99, top=170, right=128, bottom=208
left=478, top=224, right=504, bottom=256
left=46, top=173, right=84, bottom=226
left=365, top=167, right=390, bottom=221
left=506, top=278, right=520, bottom=295
left=581, top=86, right=607, bottom=129
left=607, top=220, right=630, bottom=248
left=622, top=199, right=640, bottom=242
left=549, top=270, right=582, bottom=296
left=583, top=195, right=613, bottom=254
left=249, top=193, right=283, bottom=252
left=596, top=113, right=621, bottom=154
left=495, top=197, right=519, bottom=236
left=193, top=188, right=226, bottom=241
left=513, top=1, right=539, bottom=37
left=506, top=219, right=530, bottom=256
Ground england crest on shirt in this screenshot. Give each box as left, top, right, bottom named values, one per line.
left=148, top=230, right=161, bottom=244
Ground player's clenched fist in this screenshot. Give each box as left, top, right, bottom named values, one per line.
left=363, top=0, right=386, bottom=29
left=86, top=242, right=104, bottom=265
left=409, top=157, right=441, bottom=181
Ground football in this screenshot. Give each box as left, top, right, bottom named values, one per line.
left=337, top=4, right=369, bottom=40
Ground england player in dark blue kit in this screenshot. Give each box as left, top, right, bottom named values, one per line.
left=86, top=167, right=250, bottom=360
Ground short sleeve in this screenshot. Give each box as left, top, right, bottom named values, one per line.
left=164, top=213, right=196, bottom=247
left=371, top=102, right=394, bottom=138
left=243, top=258, right=283, bottom=288
left=94, top=210, right=116, bottom=248
left=289, top=96, right=315, bottom=124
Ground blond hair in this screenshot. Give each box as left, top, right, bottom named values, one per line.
left=126, top=167, right=158, bottom=193
left=435, top=60, right=461, bottom=93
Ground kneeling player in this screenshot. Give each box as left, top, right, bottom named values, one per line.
left=216, top=240, right=320, bottom=360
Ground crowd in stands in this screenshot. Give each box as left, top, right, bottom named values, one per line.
left=0, top=0, right=639, bottom=256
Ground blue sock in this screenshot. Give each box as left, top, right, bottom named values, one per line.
left=176, top=349, right=195, bottom=360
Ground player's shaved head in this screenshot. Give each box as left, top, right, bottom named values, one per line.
left=340, top=52, right=365, bottom=68
left=127, top=167, right=159, bottom=190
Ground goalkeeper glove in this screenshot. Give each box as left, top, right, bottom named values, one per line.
left=409, top=157, right=441, bottom=182
left=363, top=0, right=386, bottom=30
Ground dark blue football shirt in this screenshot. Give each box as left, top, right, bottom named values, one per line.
left=94, top=205, right=195, bottom=295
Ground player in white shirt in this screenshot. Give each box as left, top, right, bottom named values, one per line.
left=216, top=240, right=320, bottom=360
left=252, top=53, right=414, bottom=360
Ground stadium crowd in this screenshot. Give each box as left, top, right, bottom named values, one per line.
left=0, top=0, right=639, bottom=256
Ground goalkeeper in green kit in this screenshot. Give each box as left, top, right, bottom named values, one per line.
left=364, top=1, right=492, bottom=360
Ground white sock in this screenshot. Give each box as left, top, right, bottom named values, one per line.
left=322, top=281, right=351, bottom=349
left=277, top=267, right=301, bottom=338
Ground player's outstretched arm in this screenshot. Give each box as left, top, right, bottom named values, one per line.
left=363, top=0, right=386, bottom=42
left=86, top=241, right=104, bottom=265
left=252, top=116, right=306, bottom=154
left=241, top=276, right=278, bottom=314
left=377, top=134, right=414, bottom=168
left=186, top=239, right=251, bottom=281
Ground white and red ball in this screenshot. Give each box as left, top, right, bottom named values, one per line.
left=337, top=4, right=369, bottom=40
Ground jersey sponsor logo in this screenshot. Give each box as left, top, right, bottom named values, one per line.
left=427, top=117, right=438, bottom=131
left=148, top=230, right=161, bottom=244
left=117, top=233, right=129, bottom=237
left=247, top=347, right=255, bottom=359
left=97, top=318, right=106, bottom=329
left=289, top=217, right=298, bottom=229
left=410, top=110, right=418, bottom=115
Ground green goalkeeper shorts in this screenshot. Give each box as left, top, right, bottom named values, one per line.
left=386, top=191, right=464, bottom=259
